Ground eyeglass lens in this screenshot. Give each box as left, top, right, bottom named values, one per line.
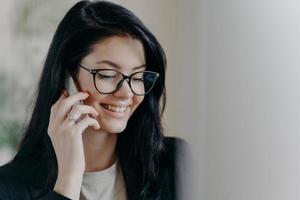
left=94, top=70, right=158, bottom=95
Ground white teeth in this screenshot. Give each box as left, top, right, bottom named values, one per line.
left=102, top=104, right=128, bottom=113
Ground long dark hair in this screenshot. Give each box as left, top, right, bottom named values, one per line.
left=12, top=1, right=167, bottom=199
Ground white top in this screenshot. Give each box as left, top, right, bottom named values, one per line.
left=79, top=161, right=127, bottom=200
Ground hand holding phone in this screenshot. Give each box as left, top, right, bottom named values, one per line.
left=65, top=73, right=90, bottom=117
left=50, top=74, right=100, bottom=199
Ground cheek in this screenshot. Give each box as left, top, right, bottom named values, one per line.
left=77, top=77, right=106, bottom=104
left=83, top=90, right=106, bottom=105
left=76, top=72, right=99, bottom=99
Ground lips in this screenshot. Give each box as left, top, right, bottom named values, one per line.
left=100, top=103, right=131, bottom=113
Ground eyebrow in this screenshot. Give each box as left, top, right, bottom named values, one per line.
left=94, top=60, right=146, bottom=70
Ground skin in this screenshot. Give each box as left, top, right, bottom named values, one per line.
left=48, top=35, right=145, bottom=200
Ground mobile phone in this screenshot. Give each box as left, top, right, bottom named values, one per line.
left=65, top=74, right=100, bottom=129
left=65, top=73, right=92, bottom=120
left=65, top=73, right=84, bottom=106
left=65, top=73, right=79, bottom=95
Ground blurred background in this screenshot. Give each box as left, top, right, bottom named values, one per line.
left=2, top=0, right=300, bottom=199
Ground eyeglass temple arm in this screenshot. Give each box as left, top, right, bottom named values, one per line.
left=79, top=64, right=93, bottom=73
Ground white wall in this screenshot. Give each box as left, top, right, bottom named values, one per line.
left=174, top=0, right=207, bottom=199
left=206, top=0, right=300, bottom=199
left=175, top=0, right=300, bottom=199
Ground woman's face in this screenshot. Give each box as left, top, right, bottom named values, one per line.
left=76, top=35, right=145, bottom=133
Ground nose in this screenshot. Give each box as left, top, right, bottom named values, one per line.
left=113, top=79, right=134, bottom=98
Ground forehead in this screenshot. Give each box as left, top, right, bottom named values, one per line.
left=81, top=35, right=145, bottom=71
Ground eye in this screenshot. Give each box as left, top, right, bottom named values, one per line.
left=96, top=72, right=117, bottom=79
left=132, top=78, right=144, bottom=82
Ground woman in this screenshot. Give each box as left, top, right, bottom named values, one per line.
left=0, top=1, right=183, bottom=199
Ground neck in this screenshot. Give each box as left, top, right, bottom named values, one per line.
left=82, top=127, right=117, bottom=172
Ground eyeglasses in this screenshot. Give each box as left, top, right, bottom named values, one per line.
left=79, top=64, right=159, bottom=96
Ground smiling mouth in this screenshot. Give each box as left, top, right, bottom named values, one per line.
left=100, top=103, right=131, bottom=113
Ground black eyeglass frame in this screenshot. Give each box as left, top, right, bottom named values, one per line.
left=79, top=64, right=159, bottom=96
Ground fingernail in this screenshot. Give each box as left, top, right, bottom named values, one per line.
left=93, top=125, right=101, bottom=130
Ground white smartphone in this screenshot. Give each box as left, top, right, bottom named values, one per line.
left=65, top=73, right=84, bottom=107
left=65, top=73, right=92, bottom=120
left=65, top=73, right=79, bottom=96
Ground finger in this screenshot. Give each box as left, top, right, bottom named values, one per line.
left=62, top=104, right=99, bottom=127
left=58, top=91, right=87, bottom=108
left=49, top=90, right=68, bottom=126
left=56, top=92, right=89, bottom=121
left=74, top=117, right=101, bottom=132
left=68, top=104, right=99, bottom=119
left=51, top=90, right=67, bottom=112
left=58, top=89, right=68, bottom=100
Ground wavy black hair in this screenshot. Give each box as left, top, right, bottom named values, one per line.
left=12, top=1, right=167, bottom=199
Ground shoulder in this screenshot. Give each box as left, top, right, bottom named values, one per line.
left=0, top=161, right=40, bottom=199
left=157, top=137, right=188, bottom=199
left=162, top=136, right=187, bottom=150
left=0, top=160, right=39, bottom=184
left=0, top=161, right=70, bottom=199
left=161, top=136, right=188, bottom=164
left=160, top=136, right=188, bottom=175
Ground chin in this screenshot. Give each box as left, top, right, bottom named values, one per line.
left=101, top=120, right=128, bottom=134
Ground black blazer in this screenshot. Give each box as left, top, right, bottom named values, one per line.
left=0, top=137, right=184, bottom=200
